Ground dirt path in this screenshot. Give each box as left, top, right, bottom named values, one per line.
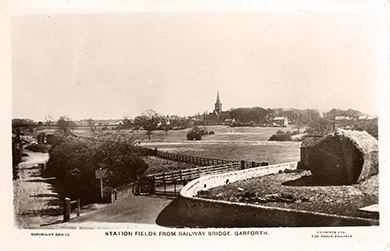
left=13, top=150, right=65, bottom=228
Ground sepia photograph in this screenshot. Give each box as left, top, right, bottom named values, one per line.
left=1, top=0, right=389, bottom=250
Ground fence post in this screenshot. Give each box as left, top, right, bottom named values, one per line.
left=77, top=199, right=81, bottom=217
left=39, top=163, right=45, bottom=175
left=63, top=198, right=71, bottom=222
left=172, top=171, right=176, bottom=195
left=150, top=177, right=155, bottom=195
left=163, top=172, right=166, bottom=195
left=251, top=161, right=256, bottom=168
left=241, top=160, right=246, bottom=170
left=179, top=169, right=182, bottom=181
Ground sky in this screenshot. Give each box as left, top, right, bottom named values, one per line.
left=9, top=1, right=386, bottom=121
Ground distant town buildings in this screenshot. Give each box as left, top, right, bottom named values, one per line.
left=272, top=117, right=289, bottom=127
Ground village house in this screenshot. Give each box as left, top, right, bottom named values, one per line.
left=272, top=117, right=288, bottom=127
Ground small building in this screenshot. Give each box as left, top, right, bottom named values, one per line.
left=224, top=118, right=235, bottom=125
left=298, top=135, right=323, bottom=170
left=37, top=132, right=46, bottom=144
left=46, top=133, right=55, bottom=144
left=273, top=117, right=288, bottom=127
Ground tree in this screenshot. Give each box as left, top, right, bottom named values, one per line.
left=57, top=116, right=74, bottom=135
left=161, top=115, right=171, bottom=135
left=229, top=107, right=270, bottom=124
left=133, top=109, right=161, bottom=139
left=325, top=108, right=362, bottom=120
left=45, top=115, right=54, bottom=129
left=187, top=125, right=202, bottom=140
left=122, top=116, right=133, bottom=129
left=306, top=117, right=333, bottom=135
left=45, top=132, right=148, bottom=201
left=86, top=118, right=96, bottom=132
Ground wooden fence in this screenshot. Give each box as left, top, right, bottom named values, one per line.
left=137, top=146, right=268, bottom=168
left=139, top=162, right=255, bottom=196
left=135, top=146, right=270, bottom=196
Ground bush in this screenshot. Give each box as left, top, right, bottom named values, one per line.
left=186, top=125, right=204, bottom=140
left=269, top=131, right=292, bottom=141
left=187, top=130, right=202, bottom=140
left=45, top=134, right=148, bottom=202
left=12, top=137, right=22, bottom=180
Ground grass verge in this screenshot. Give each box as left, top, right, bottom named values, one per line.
left=197, top=170, right=378, bottom=219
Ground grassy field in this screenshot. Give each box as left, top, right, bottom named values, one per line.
left=138, top=126, right=301, bottom=165
left=36, top=125, right=301, bottom=165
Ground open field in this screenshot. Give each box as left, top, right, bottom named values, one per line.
left=139, top=126, right=301, bottom=165
left=36, top=125, right=301, bottom=165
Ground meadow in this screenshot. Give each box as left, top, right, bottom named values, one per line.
left=137, top=125, right=301, bottom=165
left=36, top=125, right=301, bottom=165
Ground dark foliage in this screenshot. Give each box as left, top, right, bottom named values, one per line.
left=45, top=134, right=148, bottom=202
left=229, top=107, right=271, bottom=124
left=25, top=143, right=50, bottom=153
left=12, top=137, right=22, bottom=180
left=269, top=131, right=292, bottom=141
left=306, top=117, right=333, bottom=136
left=186, top=125, right=204, bottom=140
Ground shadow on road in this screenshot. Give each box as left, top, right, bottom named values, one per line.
left=156, top=198, right=206, bottom=228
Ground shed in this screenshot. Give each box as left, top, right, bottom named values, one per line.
left=37, top=132, right=46, bottom=144
left=298, top=135, right=323, bottom=170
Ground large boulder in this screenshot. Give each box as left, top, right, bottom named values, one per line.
left=308, top=129, right=378, bottom=185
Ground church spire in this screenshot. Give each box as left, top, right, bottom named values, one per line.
left=216, top=90, right=221, bottom=104
left=214, top=90, right=222, bottom=116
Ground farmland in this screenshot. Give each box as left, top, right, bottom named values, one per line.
left=137, top=126, right=301, bottom=165
left=36, top=125, right=301, bottom=165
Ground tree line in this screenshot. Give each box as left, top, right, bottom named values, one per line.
left=12, top=107, right=377, bottom=138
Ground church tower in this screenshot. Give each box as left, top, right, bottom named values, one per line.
left=214, top=90, right=222, bottom=117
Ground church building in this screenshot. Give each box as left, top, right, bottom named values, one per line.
left=206, top=90, right=229, bottom=123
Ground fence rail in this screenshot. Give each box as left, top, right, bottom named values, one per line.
left=139, top=163, right=247, bottom=196
left=149, top=163, right=240, bottom=183
left=137, top=146, right=268, bottom=168
left=136, top=146, right=270, bottom=196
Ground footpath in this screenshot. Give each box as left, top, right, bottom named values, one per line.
left=13, top=150, right=63, bottom=228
